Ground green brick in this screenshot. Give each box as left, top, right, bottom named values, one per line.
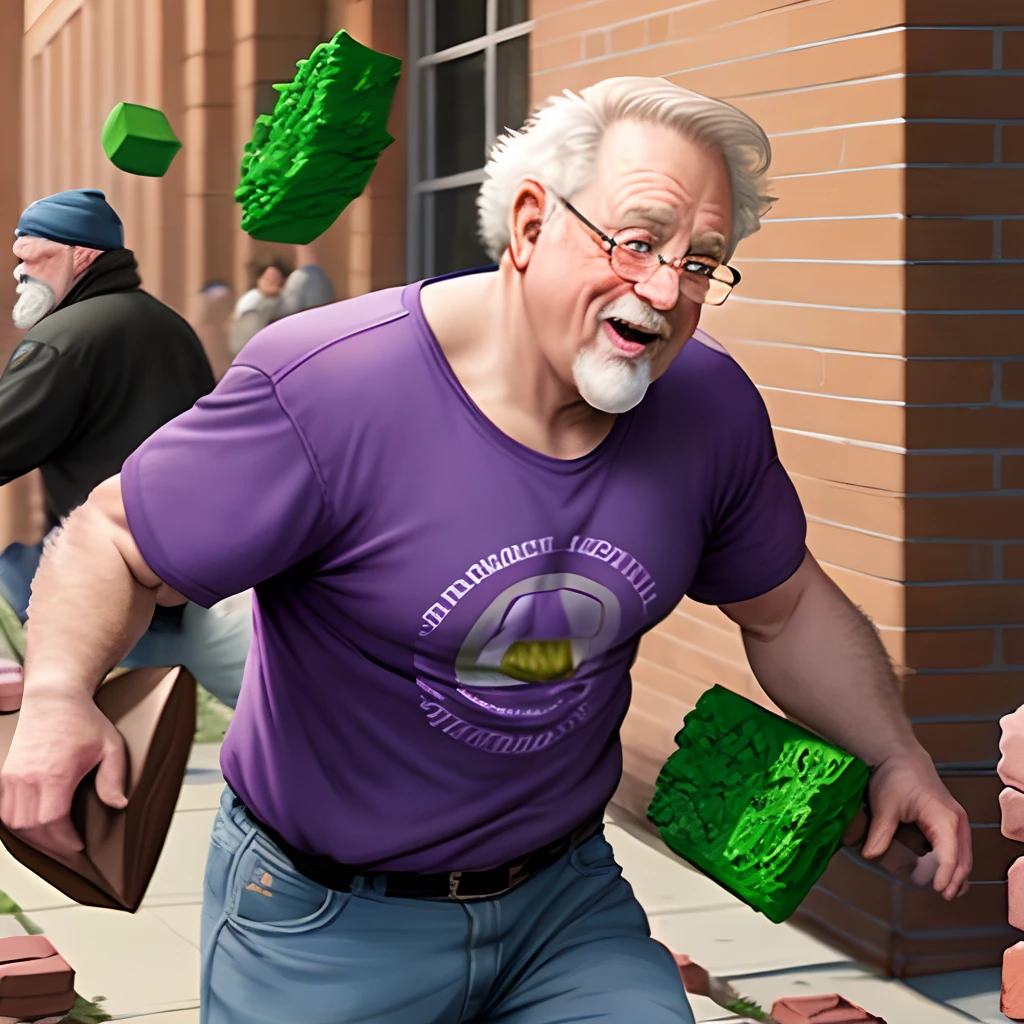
left=647, top=686, right=870, bottom=924
left=235, top=30, right=402, bottom=244
left=101, top=102, right=182, bottom=178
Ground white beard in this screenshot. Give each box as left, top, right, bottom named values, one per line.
left=12, top=270, right=57, bottom=330
left=572, top=342, right=652, bottom=414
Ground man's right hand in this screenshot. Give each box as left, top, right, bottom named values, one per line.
left=0, top=691, right=128, bottom=857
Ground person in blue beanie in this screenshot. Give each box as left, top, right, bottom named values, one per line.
left=0, top=188, right=250, bottom=709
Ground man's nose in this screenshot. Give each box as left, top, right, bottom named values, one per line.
left=633, top=263, right=679, bottom=311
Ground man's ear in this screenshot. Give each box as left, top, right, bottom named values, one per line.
left=71, top=247, right=103, bottom=277
left=508, top=180, right=548, bottom=272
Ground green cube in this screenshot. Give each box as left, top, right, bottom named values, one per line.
left=235, top=30, right=402, bottom=244
left=647, top=685, right=870, bottom=924
left=101, top=102, right=182, bottom=177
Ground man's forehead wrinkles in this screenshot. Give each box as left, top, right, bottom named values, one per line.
left=621, top=204, right=678, bottom=229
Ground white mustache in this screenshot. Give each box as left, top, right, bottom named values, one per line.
left=598, top=296, right=669, bottom=338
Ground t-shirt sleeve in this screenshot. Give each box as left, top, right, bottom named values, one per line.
left=687, top=377, right=807, bottom=607
left=120, top=364, right=336, bottom=607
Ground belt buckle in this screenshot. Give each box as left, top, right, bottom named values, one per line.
left=447, top=868, right=517, bottom=901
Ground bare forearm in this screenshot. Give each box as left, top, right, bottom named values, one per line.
left=22, top=506, right=157, bottom=702
left=741, top=585, right=917, bottom=768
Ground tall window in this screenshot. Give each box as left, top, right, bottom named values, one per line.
left=407, top=0, right=531, bottom=281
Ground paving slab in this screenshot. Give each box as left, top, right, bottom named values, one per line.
left=649, top=903, right=852, bottom=976
left=907, top=967, right=1003, bottom=1023
left=26, top=905, right=199, bottom=1018
left=117, top=1009, right=200, bottom=1023
left=186, top=744, right=224, bottom=775
left=0, top=914, right=26, bottom=937
left=150, top=903, right=202, bottom=951
left=0, top=839, right=75, bottom=912
left=605, top=822, right=739, bottom=914
left=175, top=778, right=224, bottom=813
left=728, top=963, right=981, bottom=1023
left=141, top=807, right=216, bottom=908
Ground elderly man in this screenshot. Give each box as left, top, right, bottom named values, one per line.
left=0, top=80, right=971, bottom=1024
left=0, top=188, right=249, bottom=709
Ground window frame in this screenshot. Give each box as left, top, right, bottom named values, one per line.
left=406, top=0, right=533, bottom=282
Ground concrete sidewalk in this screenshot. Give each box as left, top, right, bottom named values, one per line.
left=0, top=743, right=1005, bottom=1022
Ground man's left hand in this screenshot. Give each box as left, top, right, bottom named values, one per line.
left=862, top=750, right=972, bottom=901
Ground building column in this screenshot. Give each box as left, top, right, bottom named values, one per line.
left=232, top=0, right=327, bottom=297
left=182, top=0, right=236, bottom=315
left=0, top=0, right=38, bottom=551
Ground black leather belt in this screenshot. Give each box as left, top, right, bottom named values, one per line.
left=239, top=799, right=604, bottom=901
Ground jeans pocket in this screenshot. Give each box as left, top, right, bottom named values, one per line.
left=569, top=832, right=621, bottom=878
left=228, top=833, right=345, bottom=935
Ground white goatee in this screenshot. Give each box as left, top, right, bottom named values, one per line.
left=12, top=267, right=57, bottom=330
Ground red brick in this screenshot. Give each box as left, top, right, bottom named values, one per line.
left=1005, top=547, right=1024, bottom=581
left=944, top=773, right=1002, bottom=825
left=902, top=876, right=1009, bottom=930
left=906, top=218, right=994, bottom=261
left=1005, top=457, right=1024, bottom=490
left=1004, top=221, right=1024, bottom=259
left=908, top=265, right=1024, bottom=312
left=609, top=20, right=645, bottom=53
left=907, top=314, right=1024, bottom=358
left=908, top=75, right=1024, bottom=119
left=907, top=29, right=995, bottom=72
left=646, top=13, right=670, bottom=46
left=906, top=584, right=1024, bottom=629
left=907, top=123, right=995, bottom=164
left=1002, top=788, right=1024, bottom=842
left=904, top=630, right=995, bottom=670
left=1005, top=127, right=1024, bottom=164
left=671, top=954, right=708, bottom=997
left=970, top=823, right=1019, bottom=880
left=1010, top=858, right=1024, bottom=931
left=906, top=454, right=994, bottom=494
left=914, top=719, right=1000, bottom=765
left=581, top=31, right=606, bottom=61
left=1003, top=627, right=1024, bottom=665
left=1004, top=942, right=1024, bottom=1020
left=908, top=409, right=1024, bottom=452
left=907, top=170, right=1024, bottom=216
left=903, top=673, right=1022, bottom=718
left=1005, top=31, right=1024, bottom=71
left=1003, top=363, right=1024, bottom=402
left=772, top=994, right=884, bottom=1024
left=907, top=0, right=1024, bottom=25
left=907, top=541, right=995, bottom=581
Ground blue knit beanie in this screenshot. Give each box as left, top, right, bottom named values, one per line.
left=15, top=188, right=124, bottom=251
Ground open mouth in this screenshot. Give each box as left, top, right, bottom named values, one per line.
left=605, top=317, right=660, bottom=346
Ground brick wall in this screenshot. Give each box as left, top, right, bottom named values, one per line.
left=531, top=0, right=1024, bottom=976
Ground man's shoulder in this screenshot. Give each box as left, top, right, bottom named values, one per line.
left=234, top=285, right=411, bottom=383
left=33, top=288, right=191, bottom=339
left=648, top=327, right=770, bottom=440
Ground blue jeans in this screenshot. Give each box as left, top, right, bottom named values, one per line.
left=0, top=540, right=249, bottom=709
left=201, top=787, right=695, bottom=1024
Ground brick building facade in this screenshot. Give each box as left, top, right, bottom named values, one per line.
left=1, top=0, right=1022, bottom=977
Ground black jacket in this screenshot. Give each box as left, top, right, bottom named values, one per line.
left=0, top=248, right=214, bottom=531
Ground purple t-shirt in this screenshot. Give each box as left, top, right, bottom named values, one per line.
left=120, top=268, right=807, bottom=872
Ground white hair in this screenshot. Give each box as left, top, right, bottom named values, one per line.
left=477, top=76, right=775, bottom=263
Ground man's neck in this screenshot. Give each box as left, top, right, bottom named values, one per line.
left=420, top=268, right=616, bottom=460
